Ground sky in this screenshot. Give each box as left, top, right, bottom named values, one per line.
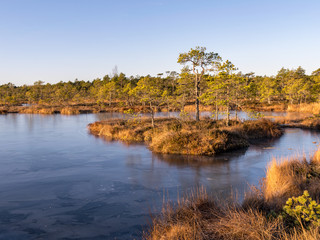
left=0, top=0, right=320, bottom=85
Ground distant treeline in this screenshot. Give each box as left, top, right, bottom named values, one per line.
left=1, top=48, right=320, bottom=115
left=1, top=67, right=319, bottom=106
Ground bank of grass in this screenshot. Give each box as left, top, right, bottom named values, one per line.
left=1, top=104, right=171, bottom=115
left=88, top=118, right=282, bottom=156
left=60, top=107, right=80, bottom=115
left=247, top=102, right=320, bottom=115
left=0, top=108, right=7, bottom=114
left=275, top=116, right=320, bottom=131
left=144, top=149, right=320, bottom=240
left=253, top=103, right=288, bottom=112
left=288, top=103, right=320, bottom=115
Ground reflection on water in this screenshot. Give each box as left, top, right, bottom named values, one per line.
left=0, top=113, right=319, bottom=239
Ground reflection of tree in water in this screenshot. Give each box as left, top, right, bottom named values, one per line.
left=91, top=133, right=146, bottom=148
left=94, top=112, right=126, bottom=121
left=152, top=148, right=248, bottom=168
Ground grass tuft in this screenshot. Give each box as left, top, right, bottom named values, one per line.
left=145, top=149, right=320, bottom=240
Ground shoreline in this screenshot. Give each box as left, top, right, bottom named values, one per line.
left=1, top=102, right=319, bottom=115
left=144, top=149, right=320, bottom=240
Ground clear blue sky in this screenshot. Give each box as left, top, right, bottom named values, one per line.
left=1, top=0, right=319, bottom=85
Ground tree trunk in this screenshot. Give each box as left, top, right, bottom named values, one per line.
left=235, top=108, right=238, bottom=121
left=226, top=104, right=230, bottom=126
left=215, top=92, right=219, bottom=121
left=215, top=102, right=219, bottom=121
left=226, top=87, right=230, bottom=126
left=150, top=102, right=155, bottom=128
left=195, top=75, right=200, bottom=121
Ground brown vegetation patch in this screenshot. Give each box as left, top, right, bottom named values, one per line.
left=252, top=104, right=287, bottom=112
left=0, top=107, right=7, bottom=114
left=233, top=119, right=283, bottom=140
left=288, top=103, right=320, bottom=115
left=88, top=118, right=283, bottom=156
left=144, top=149, right=320, bottom=240
left=61, top=107, right=80, bottom=115
left=183, top=104, right=214, bottom=112
left=275, top=116, right=320, bottom=131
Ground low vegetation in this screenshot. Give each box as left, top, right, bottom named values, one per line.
left=88, top=118, right=282, bottom=156
left=288, top=103, right=320, bottom=115
left=275, top=116, right=320, bottom=130
left=144, top=149, right=320, bottom=240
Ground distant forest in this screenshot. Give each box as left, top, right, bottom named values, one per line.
left=1, top=48, right=320, bottom=114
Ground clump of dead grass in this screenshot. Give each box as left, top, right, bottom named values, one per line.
left=144, top=149, right=320, bottom=240
left=60, top=107, right=80, bottom=115
left=235, top=118, right=283, bottom=139
left=288, top=103, right=320, bottom=115
left=311, top=148, right=320, bottom=165
left=88, top=118, right=282, bottom=156
left=263, top=158, right=311, bottom=209
left=19, top=107, right=57, bottom=114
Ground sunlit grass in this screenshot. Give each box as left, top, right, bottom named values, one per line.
left=144, top=149, right=320, bottom=240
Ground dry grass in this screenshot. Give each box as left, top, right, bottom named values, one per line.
left=299, top=118, right=320, bottom=130
left=273, top=115, right=320, bottom=131
left=149, top=128, right=248, bottom=155
left=311, top=148, right=320, bottom=165
left=19, top=107, right=57, bottom=114
left=282, top=227, right=320, bottom=240
left=88, top=118, right=282, bottom=156
left=212, top=208, right=283, bottom=240
left=263, top=158, right=311, bottom=209
left=288, top=103, right=320, bottom=115
left=60, top=107, right=80, bottom=115
left=233, top=119, right=283, bottom=140
left=3, top=104, right=151, bottom=114
left=145, top=149, right=320, bottom=240
left=183, top=104, right=214, bottom=112
left=144, top=188, right=221, bottom=240
left=263, top=150, right=320, bottom=209
left=253, top=104, right=287, bottom=112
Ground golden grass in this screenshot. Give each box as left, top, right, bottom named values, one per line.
left=234, top=119, right=283, bottom=139
left=299, top=118, right=320, bottom=130
left=60, top=107, right=80, bottom=115
left=287, top=103, right=320, bottom=115
left=311, top=148, right=320, bottom=165
left=213, top=208, right=283, bottom=240
left=88, top=118, right=282, bottom=156
left=273, top=114, right=320, bottom=131
left=282, top=227, right=320, bottom=240
left=253, top=104, right=287, bottom=112
left=145, top=149, right=320, bottom=240
left=144, top=188, right=220, bottom=240
left=263, top=158, right=311, bottom=209
left=183, top=104, right=214, bottom=112
left=19, top=107, right=57, bottom=114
